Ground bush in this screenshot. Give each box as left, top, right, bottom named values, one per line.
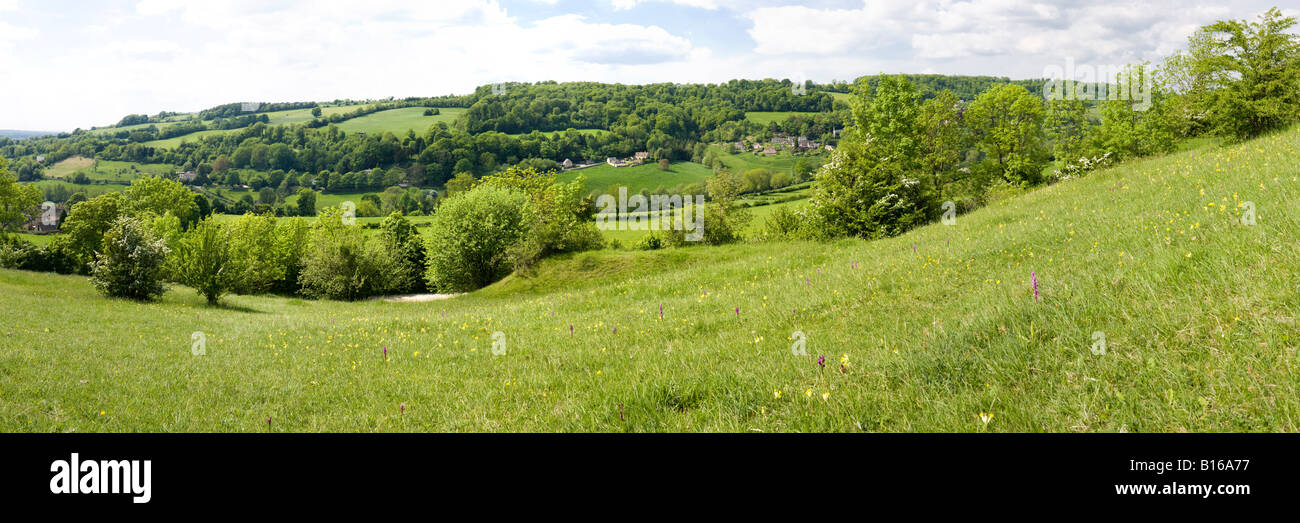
left=757, top=206, right=805, bottom=240
left=634, top=232, right=665, bottom=250
left=170, top=218, right=239, bottom=305
left=424, top=184, right=528, bottom=292
left=379, top=212, right=428, bottom=294
left=299, top=207, right=392, bottom=300
left=90, top=216, right=170, bottom=301
left=0, top=236, right=80, bottom=274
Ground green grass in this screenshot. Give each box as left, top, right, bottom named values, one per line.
left=143, top=129, right=241, bottom=149
left=708, top=145, right=821, bottom=175
left=560, top=161, right=714, bottom=195
left=745, top=111, right=820, bottom=126
left=334, top=107, right=466, bottom=135
left=27, top=179, right=127, bottom=198
left=2, top=128, right=1298, bottom=432
left=43, top=158, right=175, bottom=183
left=264, top=104, right=368, bottom=125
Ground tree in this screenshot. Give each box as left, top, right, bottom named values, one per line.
left=807, top=75, right=935, bottom=239
left=296, top=188, right=317, bottom=216
left=916, top=90, right=969, bottom=187
left=0, top=155, right=41, bottom=234
left=424, top=184, right=528, bottom=292
left=61, top=192, right=126, bottom=266
left=1195, top=8, right=1300, bottom=139
left=311, top=107, right=323, bottom=118
left=299, top=207, right=392, bottom=300
left=379, top=212, right=427, bottom=294
left=124, top=176, right=199, bottom=228
left=966, top=83, right=1048, bottom=185
left=444, top=172, right=477, bottom=196
left=657, top=158, right=670, bottom=170
left=90, top=216, right=170, bottom=301
left=1044, top=99, right=1093, bottom=163
left=171, top=217, right=239, bottom=305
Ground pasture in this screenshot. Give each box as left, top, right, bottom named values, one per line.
left=559, top=161, right=713, bottom=195
left=2, top=129, right=1297, bottom=432
left=334, top=107, right=466, bottom=135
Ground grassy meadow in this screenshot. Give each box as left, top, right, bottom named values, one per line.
left=5, top=127, right=1297, bottom=432
left=745, top=111, right=820, bottom=126
left=560, top=161, right=714, bottom=194
left=334, top=107, right=466, bottom=135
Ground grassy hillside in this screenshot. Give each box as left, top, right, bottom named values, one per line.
left=334, top=107, right=466, bottom=135
left=2, top=129, right=1297, bottom=432
left=559, top=161, right=713, bottom=195
left=42, top=157, right=174, bottom=183
left=745, top=111, right=820, bottom=126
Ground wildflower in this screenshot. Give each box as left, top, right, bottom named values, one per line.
left=1031, top=272, right=1039, bottom=301
left=659, top=303, right=663, bottom=319
left=804, top=388, right=812, bottom=397
left=821, top=392, right=830, bottom=402
left=569, top=324, right=574, bottom=335
left=773, top=389, right=781, bottom=399
left=817, top=355, right=825, bottom=368
left=400, top=403, right=405, bottom=415
left=735, top=307, right=740, bottom=316
left=979, top=412, right=993, bottom=425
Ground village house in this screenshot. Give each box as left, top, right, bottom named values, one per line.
left=177, top=171, right=198, bottom=183
left=763, top=146, right=777, bottom=156
left=633, top=152, right=650, bottom=162
left=606, top=157, right=627, bottom=168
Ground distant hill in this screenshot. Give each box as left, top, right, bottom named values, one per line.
left=0, top=130, right=56, bottom=140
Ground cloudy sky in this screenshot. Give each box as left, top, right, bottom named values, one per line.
left=0, top=0, right=1288, bottom=131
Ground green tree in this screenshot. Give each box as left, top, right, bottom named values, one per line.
left=90, top=216, right=170, bottom=301
left=123, top=176, right=199, bottom=228
left=171, top=217, right=239, bottom=305
left=916, top=90, right=970, bottom=187
left=1195, top=7, right=1300, bottom=139
left=299, top=207, right=392, bottom=300
left=966, top=83, right=1048, bottom=185
left=0, top=155, right=41, bottom=234
left=424, top=184, right=528, bottom=292
left=444, top=172, right=477, bottom=196
left=379, top=212, right=427, bottom=294
left=296, top=188, right=317, bottom=216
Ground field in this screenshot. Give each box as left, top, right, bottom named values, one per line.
left=559, top=161, right=713, bottom=195
left=334, top=107, right=466, bottom=135
left=144, top=129, right=242, bottom=149
left=264, top=104, right=368, bottom=125
left=28, top=179, right=127, bottom=199
left=745, top=111, right=821, bottom=126
left=42, top=157, right=175, bottom=183
left=3, top=128, right=1297, bottom=432
left=708, top=145, right=821, bottom=175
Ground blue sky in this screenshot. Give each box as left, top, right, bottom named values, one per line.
left=0, top=0, right=1290, bottom=131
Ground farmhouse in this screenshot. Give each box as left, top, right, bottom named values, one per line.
left=763, top=146, right=777, bottom=156
left=634, top=152, right=650, bottom=162
left=606, top=157, right=627, bottom=167
left=177, top=171, right=198, bottom=183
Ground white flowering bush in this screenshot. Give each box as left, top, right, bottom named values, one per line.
left=89, top=216, right=171, bottom=301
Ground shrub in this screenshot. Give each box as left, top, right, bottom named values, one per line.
left=634, top=232, right=665, bottom=250
left=226, top=213, right=282, bottom=294
left=299, top=207, right=392, bottom=300
left=90, top=216, right=170, bottom=301
left=170, top=218, right=239, bottom=305
left=424, top=184, right=528, bottom=292
left=379, top=212, right=428, bottom=294
left=757, top=206, right=805, bottom=240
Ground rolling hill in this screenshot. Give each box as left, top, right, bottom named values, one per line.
left=2, top=126, right=1296, bottom=432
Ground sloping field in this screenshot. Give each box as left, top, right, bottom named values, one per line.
left=1, top=128, right=1297, bottom=432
